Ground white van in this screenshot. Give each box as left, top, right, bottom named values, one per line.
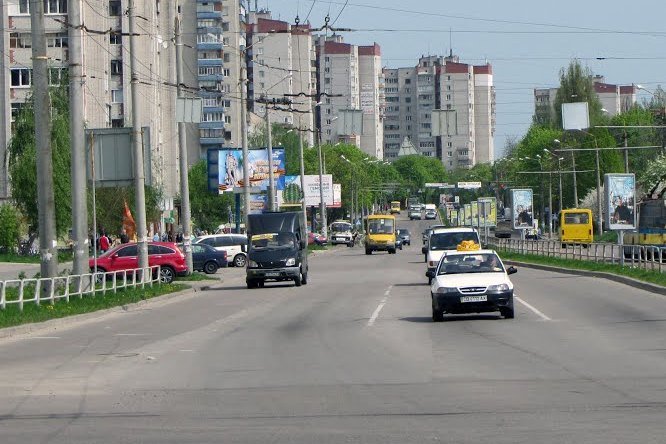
left=422, top=227, right=481, bottom=284
left=193, top=234, right=248, bottom=267
left=424, top=204, right=437, bottom=220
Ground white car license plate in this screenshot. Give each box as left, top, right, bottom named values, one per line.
left=265, top=272, right=280, bottom=277
left=460, top=295, right=487, bottom=303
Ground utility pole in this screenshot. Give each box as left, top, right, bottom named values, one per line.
left=623, top=131, right=629, bottom=173
left=68, top=0, right=88, bottom=276
left=318, top=29, right=328, bottom=238
left=240, top=52, right=250, bottom=229
left=298, top=128, right=308, bottom=224
left=265, top=97, right=276, bottom=211
left=30, top=0, right=58, bottom=280
left=571, top=151, right=578, bottom=206
left=595, top=150, right=603, bottom=236
left=128, top=0, right=149, bottom=269
left=175, top=9, right=193, bottom=273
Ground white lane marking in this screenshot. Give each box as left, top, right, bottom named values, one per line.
left=179, top=349, right=194, bottom=352
left=515, top=295, right=552, bottom=321
left=368, top=285, right=393, bottom=327
left=31, top=336, right=60, bottom=339
left=114, top=333, right=149, bottom=336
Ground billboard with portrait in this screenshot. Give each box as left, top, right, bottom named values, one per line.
left=471, top=201, right=479, bottom=227
left=605, top=173, right=636, bottom=230
left=511, top=189, right=534, bottom=230
left=464, top=203, right=472, bottom=226
left=449, top=209, right=458, bottom=226
left=478, top=197, right=497, bottom=228
left=217, top=148, right=285, bottom=192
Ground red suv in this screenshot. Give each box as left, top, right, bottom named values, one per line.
left=89, top=242, right=188, bottom=284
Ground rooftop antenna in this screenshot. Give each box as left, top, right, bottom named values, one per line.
left=449, top=27, right=453, bottom=58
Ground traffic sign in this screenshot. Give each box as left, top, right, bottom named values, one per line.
left=457, top=181, right=482, bottom=189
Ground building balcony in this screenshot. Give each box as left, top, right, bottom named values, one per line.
left=197, top=11, right=223, bottom=20
left=198, top=74, right=224, bottom=82
left=202, top=105, right=226, bottom=113
left=200, top=121, right=225, bottom=130
left=197, top=41, right=223, bottom=51
left=197, top=58, right=223, bottom=66
left=200, top=137, right=226, bottom=146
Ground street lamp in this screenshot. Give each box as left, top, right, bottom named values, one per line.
left=554, top=139, right=578, bottom=206
left=341, top=155, right=355, bottom=223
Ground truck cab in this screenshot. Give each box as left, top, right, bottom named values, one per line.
left=246, top=212, right=308, bottom=288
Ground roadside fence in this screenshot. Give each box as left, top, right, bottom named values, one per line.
left=485, top=236, right=666, bottom=273
left=0, top=266, right=162, bottom=312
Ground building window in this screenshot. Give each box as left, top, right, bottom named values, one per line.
left=405, top=79, right=411, bottom=84
left=19, top=0, right=68, bottom=14
left=9, top=33, right=31, bottom=48
left=202, top=112, right=224, bottom=122
left=223, top=68, right=230, bottom=76
left=326, top=129, right=332, bottom=135
left=48, top=67, right=66, bottom=85
left=109, top=31, right=122, bottom=45
left=446, top=94, right=451, bottom=100
left=18, top=0, right=29, bottom=14
left=405, top=97, right=411, bottom=103
left=447, top=142, right=452, bottom=147
left=109, top=1, right=121, bottom=16
left=447, top=151, right=452, bottom=157
left=224, top=115, right=232, bottom=124
left=111, top=89, right=123, bottom=103
left=111, top=119, right=124, bottom=128
left=110, top=60, right=123, bottom=75
left=10, top=69, right=31, bottom=87
left=223, top=53, right=230, bottom=62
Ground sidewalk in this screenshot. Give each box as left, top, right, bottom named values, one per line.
left=0, top=261, right=74, bottom=282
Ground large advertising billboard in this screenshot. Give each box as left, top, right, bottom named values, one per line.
left=605, top=173, right=636, bottom=230
left=217, top=148, right=285, bottom=192
left=471, top=201, right=479, bottom=227
left=511, top=189, right=534, bottom=230
left=278, top=175, right=334, bottom=207
left=464, top=203, right=472, bottom=226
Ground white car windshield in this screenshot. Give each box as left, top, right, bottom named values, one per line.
left=437, top=253, right=505, bottom=275
left=429, top=232, right=479, bottom=251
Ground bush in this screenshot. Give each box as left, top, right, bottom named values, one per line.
left=0, top=204, right=21, bottom=253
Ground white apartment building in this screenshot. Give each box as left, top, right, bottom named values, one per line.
left=317, top=36, right=384, bottom=158
left=0, top=0, right=198, bottom=201
left=534, top=75, right=637, bottom=123
left=383, top=54, right=495, bottom=170
left=247, top=14, right=316, bottom=146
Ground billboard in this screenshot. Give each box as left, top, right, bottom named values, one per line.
left=217, top=148, right=285, bottom=193
left=511, top=189, right=534, bottom=230
left=478, top=197, right=497, bottom=228
left=464, top=203, right=472, bottom=226
left=449, top=209, right=459, bottom=226
left=278, top=175, right=334, bottom=207
left=249, top=194, right=268, bottom=214
left=605, top=173, right=636, bottom=230
left=331, top=184, right=342, bottom=208
left=471, top=201, right=479, bottom=227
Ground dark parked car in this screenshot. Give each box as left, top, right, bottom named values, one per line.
left=397, top=228, right=411, bottom=246
left=189, top=243, right=228, bottom=274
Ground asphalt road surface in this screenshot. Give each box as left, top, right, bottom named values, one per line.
left=1, top=214, right=666, bottom=443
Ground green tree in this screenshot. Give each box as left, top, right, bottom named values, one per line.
left=91, top=185, right=163, bottom=236
left=8, top=85, right=71, bottom=237
left=188, top=160, right=234, bottom=232
left=0, top=204, right=21, bottom=253
left=552, top=60, right=606, bottom=129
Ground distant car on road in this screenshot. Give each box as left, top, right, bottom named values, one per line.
left=397, top=228, right=411, bottom=246
left=308, top=231, right=328, bottom=246
left=188, top=243, right=227, bottom=274
left=427, top=248, right=517, bottom=321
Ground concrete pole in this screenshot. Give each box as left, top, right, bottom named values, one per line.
left=318, top=138, right=328, bottom=237
left=68, top=0, right=89, bottom=276
left=595, top=149, right=603, bottom=237
left=175, top=12, right=193, bottom=273
left=548, top=172, right=553, bottom=237
left=240, top=58, right=250, bottom=229
left=266, top=99, right=276, bottom=211
left=571, top=151, right=578, bottom=207
left=558, top=158, right=563, bottom=214
left=30, top=0, right=58, bottom=280
left=128, top=0, right=149, bottom=269
left=623, top=131, right=629, bottom=173
left=298, top=128, right=307, bottom=224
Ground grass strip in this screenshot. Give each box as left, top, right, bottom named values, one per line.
left=0, top=251, right=74, bottom=264
left=0, top=283, right=188, bottom=329
left=175, top=272, right=220, bottom=281
left=499, top=250, right=666, bottom=287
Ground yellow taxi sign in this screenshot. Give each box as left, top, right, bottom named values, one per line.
left=251, top=233, right=276, bottom=241
left=456, top=240, right=481, bottom=251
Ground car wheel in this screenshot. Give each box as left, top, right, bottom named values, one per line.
left=246, top=279, right=257, bottom=289
left=294, top=272, right=302, bottom=287
left=365, top=248, right=372, bottom=255
left=500, top=307, right=515, bottom=319
left=432, top=301, right=444, bottom=322
left=203, top=261, right=218, bottom=274
left=258, top=280, right=265, bottom=288
left=160, top=266, right=175, bottom=284
left=301, top=272, right=308, bottom=285
left=233, top=254, right=247, bottom=267
left=428, top=276, right=432, bottom=285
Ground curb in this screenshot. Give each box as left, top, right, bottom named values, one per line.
left=504, top=260, right=666, bottom=296
left=0, top=283, right=207, bottom=341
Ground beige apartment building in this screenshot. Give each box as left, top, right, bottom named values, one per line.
left=0, top=0, right=199, bottom=201
left=317, top=36, right=384, bottom=159
left=247, top=14, right=316, bottom=146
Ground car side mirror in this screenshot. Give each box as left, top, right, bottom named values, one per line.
left=112, top=254, right=119, bottom=259
left=421, top=246, right=427, bottom=254
left=425, top=270, right=435, bottom=278
left=507, top=266, right=517, bottom=275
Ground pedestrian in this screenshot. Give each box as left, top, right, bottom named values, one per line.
left=99, top=232, right=110, bottom=253
left=119, top=229, right=129, bottom=244
left=152, top=232, right=160, bottom=242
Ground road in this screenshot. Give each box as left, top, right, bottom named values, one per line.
left=1, top=214, right=666, bottom=443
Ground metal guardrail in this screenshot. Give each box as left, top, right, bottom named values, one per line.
left=485, top=236, right=666, bottom=273
left=0, top=266, right=162, bottom=312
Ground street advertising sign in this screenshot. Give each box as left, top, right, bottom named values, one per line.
left=471, top=201, right=479, bottom=227
left=278, top=175, right=334, bottom=207
left=425, top=182, right=448, bottom=188
left=217, top=148, right=285, bottom=193
left=464, top=203, right=472, bottom=226
left=249, top=194, right=267, bottom=214
left=605, top=173, right=636, bottom=230
left=449, top=209, right=459, bottom=226
left=457, top=181, right=482, bottom=189
left=478, top=197, right=497, bottom=228
left=331, top=184, right=342, bottom=208
left=511, top=189, right=534, bottom=230
left=454, top=196, right=460, bottom=203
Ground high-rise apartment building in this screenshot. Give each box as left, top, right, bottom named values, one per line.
left=316, top=36, right=384, bottom=159
left=0, top=0, right=198, bottom=201
left=534, top=75, right=637, bottom=123
left=383, top=54, right=495, bottom=170
left=246, top=13, right=316, bottom=146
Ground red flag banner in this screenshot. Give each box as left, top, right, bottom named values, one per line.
left=123, top=201, right=137, bottom=241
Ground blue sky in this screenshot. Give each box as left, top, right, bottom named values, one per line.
left=264, top=0, right=666, bottom=157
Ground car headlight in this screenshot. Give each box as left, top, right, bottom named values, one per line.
left=285, top=258, right=296, bottom=266
left=248, top=260, right=258, bottom=268
left=487, top=283, right=510, bottom=292
left=436, top=287, right=458, bottom=294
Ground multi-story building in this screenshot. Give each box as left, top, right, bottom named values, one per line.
left=246, top=13, right=316, bottom=146
left=382, top=54, right=495, bottom=169
left=0, top=0, right=198, bottom=201
left=534, top=75, right=637, bottom=123
left=316, top=36, right=384, bottom=159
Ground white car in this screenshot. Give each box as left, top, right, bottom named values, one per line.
left=329, top=221, right=355, bottom=246
left=423, top=227, right=481, bottom=283
left=193, top=234, right=248, bottom=267
left=427, top=249, right=517, bottom=321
